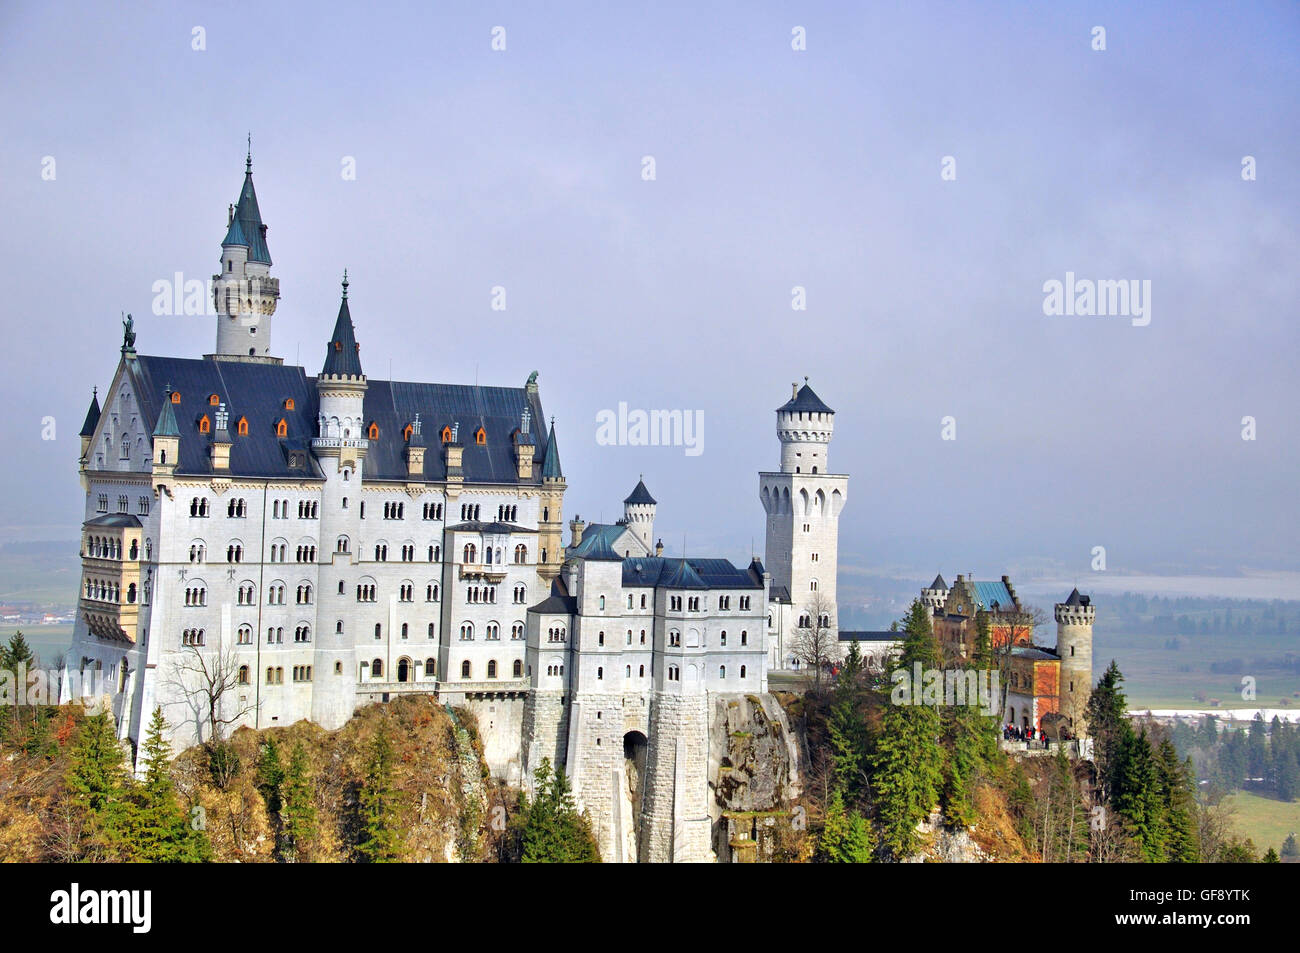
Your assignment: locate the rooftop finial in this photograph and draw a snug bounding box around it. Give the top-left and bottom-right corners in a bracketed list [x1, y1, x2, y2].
[342, 268, 349, 298]
[246, 132, 252, 171]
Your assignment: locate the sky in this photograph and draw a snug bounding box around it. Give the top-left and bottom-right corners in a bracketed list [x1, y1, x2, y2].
[1, 1, 1297, 596]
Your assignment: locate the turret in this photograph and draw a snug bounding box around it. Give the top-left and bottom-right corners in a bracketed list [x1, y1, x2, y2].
[622, 476, 656, 552]
[537, 420, 565, 579]
[212, 148, 281, 361]
[151, 388, 180, 482]
[1055, 589, 1095, 735]
[79, 387, 101, 464]
[921, 574, 949, 615]
[776, 378, 835, 474]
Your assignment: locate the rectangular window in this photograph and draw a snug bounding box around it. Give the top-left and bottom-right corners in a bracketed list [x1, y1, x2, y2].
[138, 496, 150, 516]
[97, 494, 108, 513]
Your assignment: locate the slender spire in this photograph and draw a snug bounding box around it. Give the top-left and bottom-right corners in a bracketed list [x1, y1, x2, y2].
[79, 387, 102, 437]
[246, 132, 252, 171]
[542, 419, 563, 479]
[222, 148, 271, 263]
[153, 388, 180, 438]
[322, 275, 363, 378]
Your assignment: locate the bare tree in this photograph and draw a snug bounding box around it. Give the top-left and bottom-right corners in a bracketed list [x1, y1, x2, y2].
[792, 592, 837, 695]
[166, 642, 258, 747]
[984, 604, 1048, 725]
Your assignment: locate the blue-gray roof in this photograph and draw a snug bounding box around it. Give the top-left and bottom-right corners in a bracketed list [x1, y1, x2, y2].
[972, 580, 1015, 611]
[570, 530, 623, 561]
[624, 478, 656, 505]
[128, 354, 550, 484]
[322, 294, 363, 378]
[222, 167, 272, 264]
[541, 425, 562, 479]
[620, 556, 762, 591]
[839, 630, 901, 642]
[152, 391, 181, 437]
[529, 577, 578, 615]
[80, 390, 101, 437]
[778, 382, 834, 415]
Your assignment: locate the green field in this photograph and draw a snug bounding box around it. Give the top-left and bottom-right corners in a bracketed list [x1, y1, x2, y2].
[1095, 630, 1300, 711]
[0, 624, 73, 668]
[1221, 791, 1300, 857]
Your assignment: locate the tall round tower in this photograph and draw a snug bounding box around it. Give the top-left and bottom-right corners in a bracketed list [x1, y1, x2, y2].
[759, 379, 848, 662]
[311, 272, 368, 729]
[622, 476, 656, 553]
[1055, 588, 1095, 736]
[212, 150, 281, 360]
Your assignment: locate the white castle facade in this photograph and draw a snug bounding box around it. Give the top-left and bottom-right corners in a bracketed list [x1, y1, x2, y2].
[63, 158, 849, 861]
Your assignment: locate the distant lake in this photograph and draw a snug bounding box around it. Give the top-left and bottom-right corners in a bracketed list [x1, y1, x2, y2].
[1, 624, 72, 668]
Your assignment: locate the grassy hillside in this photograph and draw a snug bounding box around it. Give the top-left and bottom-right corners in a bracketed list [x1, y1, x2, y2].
[1221, 790, 1300, 858]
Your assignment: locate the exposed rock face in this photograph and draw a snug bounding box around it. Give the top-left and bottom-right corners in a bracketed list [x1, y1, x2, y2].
[902, 809, 992, 863]
[708, 693, 802, 862]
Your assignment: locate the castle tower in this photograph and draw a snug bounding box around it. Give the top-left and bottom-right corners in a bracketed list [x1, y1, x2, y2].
[759, 380, 848, 648]
[622, 477, 656, 552]
[921, 574, 949, 615]
[537, 420, 566, 579]
[311, 273, 367, 728]
[1054, 588, 1095, 736]
[211, 149, 281, 361]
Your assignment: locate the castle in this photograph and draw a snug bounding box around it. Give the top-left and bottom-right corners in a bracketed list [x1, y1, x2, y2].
[64, 156, 1094, 859]
[62, 156, 858, 861]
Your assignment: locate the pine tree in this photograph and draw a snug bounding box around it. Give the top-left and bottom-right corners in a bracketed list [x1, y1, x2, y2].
[1157, 739, 1200, 863]
[120, 707, 212, 862]
[356, 729, 401, 862]
[521, 758, 599, 863]
[1086, 660, 1128, 801]
[827, 641, 869, 803]
[1280, 832, 1297, 860]
[1263, 847, 1280, 863]
[818, 787, 873, 862]
[281, 742, 316, 862]
[871, 600, 942, 858]
[64, 711, 128, 859]
[256, 736, 286, 815]
[1113, 728, 1168, 863]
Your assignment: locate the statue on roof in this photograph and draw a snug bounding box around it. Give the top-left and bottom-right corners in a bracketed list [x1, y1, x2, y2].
[527, 370, 538, 386]
[121, 312, 135, 351]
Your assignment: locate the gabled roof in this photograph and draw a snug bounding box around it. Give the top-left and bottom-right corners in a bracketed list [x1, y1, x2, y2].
[322, 291, 363, 378]
[570, 529, 623, 561]
[528, 577, 577, 615]
[445, 521, 535, 534]
[79, 390, 101, 437]
[624, 478, 656, 506]
[972, 580, 1016, 611]
[541, 424, 563, 479]
[222, 163, 271, 263]
[778, 382, 834, 415]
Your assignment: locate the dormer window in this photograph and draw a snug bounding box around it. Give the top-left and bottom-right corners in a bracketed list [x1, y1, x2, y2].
[170, 391, 182, 404]
[209, 394, 220, 406]
[475, 427, 486, 446]
[441, 426, 453, 443]
[368, 422, 379, 440]
[236, 416, 249, 436]
[403, 423, 413, 441]
[198, 414, 211, 434]
[275, 418, 287, 437]
[284, 398, 295, 410]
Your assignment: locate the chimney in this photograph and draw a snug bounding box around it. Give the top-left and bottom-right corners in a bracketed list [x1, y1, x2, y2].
[655, 538, 664, 557]
[792, 382, 798, 399]
[570, 516, 586, 547]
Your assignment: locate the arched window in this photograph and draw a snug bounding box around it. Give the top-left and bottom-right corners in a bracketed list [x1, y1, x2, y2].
[236, 416, 249, 436]
[425, 658, 436, 677]
[441, 426, 453, 443]
[198, 414, 210, 434]
[487, 659, 498, 679]
[740, 665, 747, 678]
[513, 659, 523, 677]
[284, 397, 295, 410]
[372, 659, 383, 678]
[275, 418, 288, 437]
[720, 665, 726, 678]
[170, 391, 182, 404]
[368, 421, 379, 440]
[461, 659, 471, 678]
[475, 427, 486, 445]
[208, 394, 220, 406]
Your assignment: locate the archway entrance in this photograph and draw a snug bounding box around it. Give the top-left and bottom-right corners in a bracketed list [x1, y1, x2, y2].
[397, 658, 410, 683]
[623, 731, 648, 862]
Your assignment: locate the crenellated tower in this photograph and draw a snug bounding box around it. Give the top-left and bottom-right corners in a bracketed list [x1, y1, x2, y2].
[622, 477, 657, 552]
[1054, 588, 1095, 736]
[759, 380, 848, 647]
